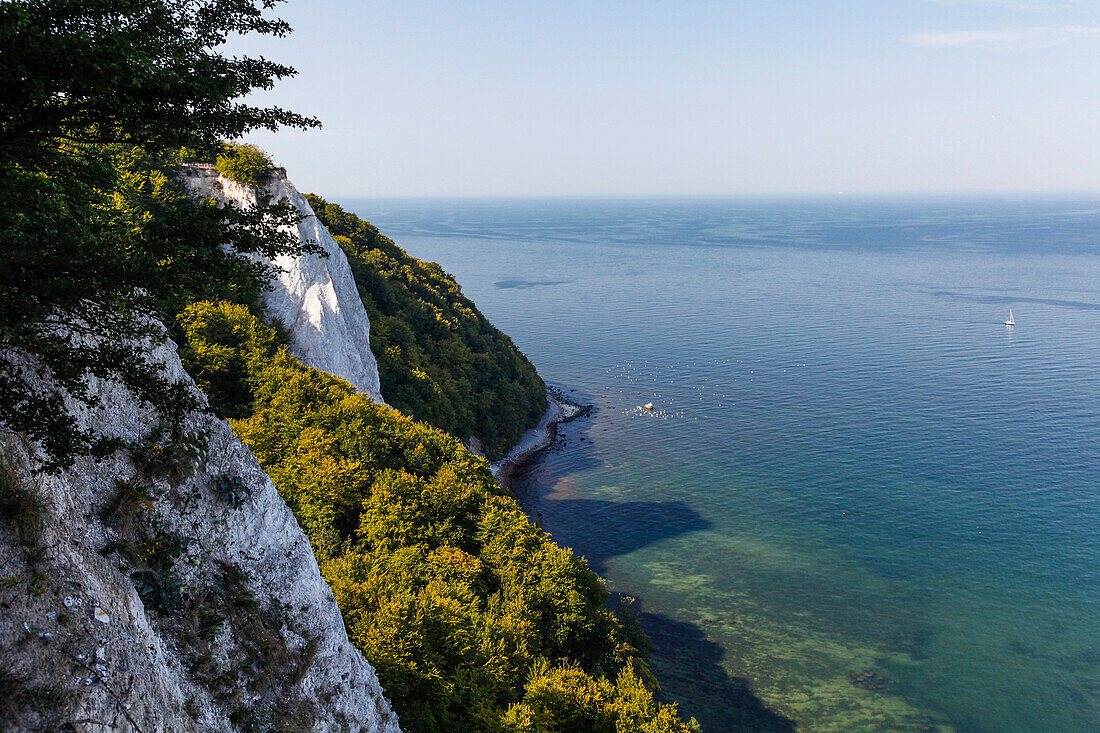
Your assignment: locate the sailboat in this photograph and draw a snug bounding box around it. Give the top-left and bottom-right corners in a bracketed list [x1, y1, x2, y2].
[1004, 310, 1015, 327]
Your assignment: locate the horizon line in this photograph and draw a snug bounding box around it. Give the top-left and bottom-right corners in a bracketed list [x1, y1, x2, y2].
[322, 190, 1100, 201]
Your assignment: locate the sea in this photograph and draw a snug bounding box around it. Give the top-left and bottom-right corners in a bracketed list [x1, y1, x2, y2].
[340, 196, 1100, 733]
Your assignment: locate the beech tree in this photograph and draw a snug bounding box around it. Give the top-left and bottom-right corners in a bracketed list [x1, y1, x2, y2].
[0, 0, 320, 467]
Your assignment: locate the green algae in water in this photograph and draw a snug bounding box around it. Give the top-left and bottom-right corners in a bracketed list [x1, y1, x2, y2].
[636, 551, 954, 733]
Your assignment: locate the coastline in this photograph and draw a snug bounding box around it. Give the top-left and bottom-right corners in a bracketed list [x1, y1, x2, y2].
[491, 389, 584, 489]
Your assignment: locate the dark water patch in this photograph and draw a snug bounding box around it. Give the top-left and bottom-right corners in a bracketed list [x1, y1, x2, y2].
[1056, 678, 1100, 713]
[926, 290, 1100, 312]
[1058, 648, 1100, 672]
[1076, 679, 1100, 708]
[1006, 640, 1100, 675]
[1008, 639, 1040, 658]
[538, 498, 710, 575]
[890, 624, 937, 662]
[494, 277, 573, 289]
[1062, 683, 1091, 710]
[638, 609, 796, 733]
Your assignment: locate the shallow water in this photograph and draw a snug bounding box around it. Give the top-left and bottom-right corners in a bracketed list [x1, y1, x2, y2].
[341, 196, 1100, 732]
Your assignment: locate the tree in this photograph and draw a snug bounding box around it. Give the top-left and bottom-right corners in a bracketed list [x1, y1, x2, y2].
[0, 0, 321, 468]
[0, 0, 316, 158]
[216, 142, 275, 186]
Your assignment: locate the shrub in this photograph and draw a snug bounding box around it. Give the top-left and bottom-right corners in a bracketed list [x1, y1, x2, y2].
[216, 143, 274, 187]
[211, 474, 251, 509]
[0, 457, 45, 548]
[132, 427, 209, 478]
[100, 476, 186, 615]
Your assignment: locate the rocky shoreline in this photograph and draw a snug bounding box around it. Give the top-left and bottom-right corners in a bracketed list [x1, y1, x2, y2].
[491, 388, 587, 489]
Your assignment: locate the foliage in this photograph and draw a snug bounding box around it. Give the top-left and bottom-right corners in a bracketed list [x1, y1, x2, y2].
[216, 142, 274, 187]
[132, 426, 210, 478]
[129, 529, 187, 614]
[100, 475, 153, 527]
[306, 195, 547, 459]
[178, 299, 288, 418]
[0, 0, 320, 468]
[212, 473, 252, 509]
[0, 0, 316, 157]
[100, 474, 186, 614]
[178, 301, 697, 733]
[502, 662, 700, 733]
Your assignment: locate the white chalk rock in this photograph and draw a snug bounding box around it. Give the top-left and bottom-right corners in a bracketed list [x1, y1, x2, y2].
[0, 339, 399, 732]
[182, 165, 384, 404]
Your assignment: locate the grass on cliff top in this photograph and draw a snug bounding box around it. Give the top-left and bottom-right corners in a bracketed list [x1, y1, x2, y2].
[306, 194, 547, 460]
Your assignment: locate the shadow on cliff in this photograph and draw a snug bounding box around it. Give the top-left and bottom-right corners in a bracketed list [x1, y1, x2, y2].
[634, 607, 797, 733]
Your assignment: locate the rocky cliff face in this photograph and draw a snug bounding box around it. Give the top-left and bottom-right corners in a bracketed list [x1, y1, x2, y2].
[182, 165, 384, 404]
[0, 339, 399, 732]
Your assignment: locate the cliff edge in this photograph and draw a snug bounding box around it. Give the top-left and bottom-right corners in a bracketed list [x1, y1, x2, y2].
[182, 165, 384, 404]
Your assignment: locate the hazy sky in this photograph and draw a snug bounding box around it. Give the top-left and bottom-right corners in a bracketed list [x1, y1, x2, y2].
[232, 1, 1100, 196]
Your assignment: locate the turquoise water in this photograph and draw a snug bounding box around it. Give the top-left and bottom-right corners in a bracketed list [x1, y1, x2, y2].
[342, 197, 1100, 732]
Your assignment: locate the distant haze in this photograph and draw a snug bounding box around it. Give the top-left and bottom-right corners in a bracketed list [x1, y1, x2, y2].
[232, 0, 1100, 197]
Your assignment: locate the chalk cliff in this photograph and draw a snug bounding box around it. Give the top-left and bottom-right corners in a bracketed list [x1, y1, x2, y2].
[0, 339, 400, 732]
[182, 165, 384, 404]
[0, 164, 403, 731]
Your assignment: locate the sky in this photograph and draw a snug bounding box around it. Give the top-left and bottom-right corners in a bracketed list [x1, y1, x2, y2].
[231, 1, 1100, 197]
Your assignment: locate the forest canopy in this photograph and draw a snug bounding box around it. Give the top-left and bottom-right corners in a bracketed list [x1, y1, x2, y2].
[179, 300, 699, 733]
[307, 194, 548, 459]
